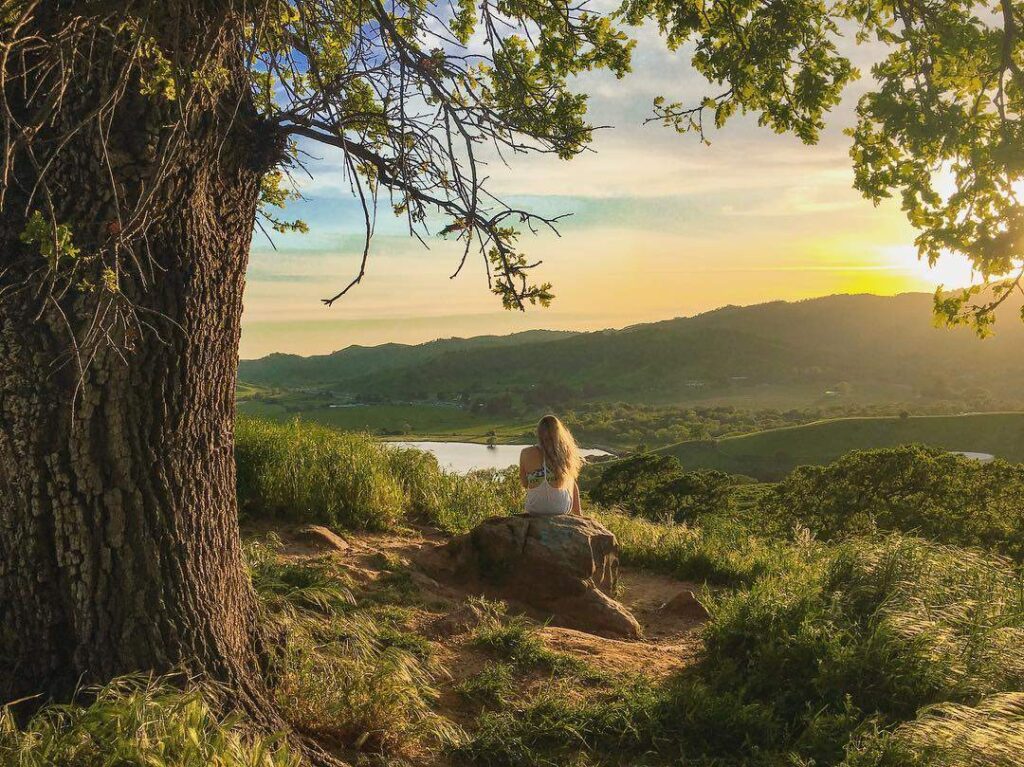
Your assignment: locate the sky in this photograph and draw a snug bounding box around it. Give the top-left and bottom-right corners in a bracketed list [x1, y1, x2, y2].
[239, 14, 976, 359]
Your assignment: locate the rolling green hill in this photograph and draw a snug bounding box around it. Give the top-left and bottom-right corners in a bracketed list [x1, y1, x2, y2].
[239, 293, 1024, 409]
[656, 412, 1024, 480]
[238, 329, 575, 389]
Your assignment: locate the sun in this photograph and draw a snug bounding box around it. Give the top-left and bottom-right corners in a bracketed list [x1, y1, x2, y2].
[879, 244, 977, 291]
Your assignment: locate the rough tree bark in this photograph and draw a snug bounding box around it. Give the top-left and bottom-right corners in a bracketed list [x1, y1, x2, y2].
[0, 3, 281, 709]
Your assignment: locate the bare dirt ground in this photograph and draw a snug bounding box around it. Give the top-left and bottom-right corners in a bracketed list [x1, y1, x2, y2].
[272, 523, 707, 678]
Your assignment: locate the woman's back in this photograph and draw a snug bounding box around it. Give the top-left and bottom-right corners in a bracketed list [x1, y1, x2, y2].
[519, 436, 580, 517]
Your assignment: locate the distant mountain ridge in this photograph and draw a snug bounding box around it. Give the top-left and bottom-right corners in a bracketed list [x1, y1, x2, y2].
[238, 293, 1024, 405]
[238, 328, 576, 388]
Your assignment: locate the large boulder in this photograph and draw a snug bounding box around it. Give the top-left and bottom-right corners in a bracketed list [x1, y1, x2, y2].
[419, 515, 642, 639]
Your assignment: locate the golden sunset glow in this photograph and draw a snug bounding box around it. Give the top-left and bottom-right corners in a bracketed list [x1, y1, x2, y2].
[239, 25, 983, 358]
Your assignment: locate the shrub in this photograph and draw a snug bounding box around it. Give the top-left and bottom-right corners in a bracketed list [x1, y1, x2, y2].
[590, 453, 736, 523]
[759, 445, 1024, 558]
[0, 676, 299, 767]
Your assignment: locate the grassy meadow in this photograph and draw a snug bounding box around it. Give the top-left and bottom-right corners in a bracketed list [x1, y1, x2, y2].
[658, 412, 1024, 480]
[7, 415, 1024, 766]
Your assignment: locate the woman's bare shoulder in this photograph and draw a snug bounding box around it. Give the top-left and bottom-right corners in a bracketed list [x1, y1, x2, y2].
[519, 445, 540, 460]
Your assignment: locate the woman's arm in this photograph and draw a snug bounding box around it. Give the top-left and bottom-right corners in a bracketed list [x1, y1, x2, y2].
[571, 481, 582, 515]
[519, 448, 531, 489]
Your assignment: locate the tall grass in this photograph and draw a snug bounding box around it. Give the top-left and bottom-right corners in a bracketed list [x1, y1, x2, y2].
[846, 693, 1024, 767]
[237, 418, 407, 530]
[456, 535, 1024, 767]
[236, 417, 522, 533]
[275, 614, 461, 757]
[245, 535, 461, 758]
[667, 536, 1024, 765]
[245, 534, 354, 616]
[385, 443, 524, 533]
[593, 508, 815, 587]
[0, 677, 299, 767]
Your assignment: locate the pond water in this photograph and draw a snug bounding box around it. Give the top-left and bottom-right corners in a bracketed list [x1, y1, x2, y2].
[952, 451, 996, 463]
[391, 441, 612, 474]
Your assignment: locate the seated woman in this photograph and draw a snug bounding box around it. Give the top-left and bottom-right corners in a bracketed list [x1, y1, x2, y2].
[519, 415, 583, 516]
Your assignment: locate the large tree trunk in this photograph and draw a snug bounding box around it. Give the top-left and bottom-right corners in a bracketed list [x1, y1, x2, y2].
[0, 3, 279, 707]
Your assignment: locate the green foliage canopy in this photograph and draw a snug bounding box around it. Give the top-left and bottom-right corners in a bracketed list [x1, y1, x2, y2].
[624, 0, 1024, 332]
[2, 0, 633, 313]
[12, 1, 1024, 328]
[246, 0, 634, 308]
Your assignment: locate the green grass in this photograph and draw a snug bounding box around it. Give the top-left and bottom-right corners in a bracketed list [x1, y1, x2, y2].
[18, 414, 1024, 767]
[592, 508, 808, 587]
[0, 677, 300, 767]
[470, 605, 589, 677]
[455, 535, 1024, 767]
[246, 535, 461, 760]
[245, 535, 355, 615]
[236, 416, 523, 533]
[657, 412, 1024, 480]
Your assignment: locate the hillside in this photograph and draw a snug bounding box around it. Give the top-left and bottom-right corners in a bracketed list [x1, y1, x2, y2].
[656, 412, 1024, 480]
[238, 328, 575, 388]
[239, 293, 1024, 408]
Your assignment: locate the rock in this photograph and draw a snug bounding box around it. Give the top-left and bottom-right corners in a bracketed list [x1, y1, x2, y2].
[419, 515, 642, 639]
[429, 600, 489, 638]
[660, 590, 709, 620]
[550, 588, 643, 639]
[294, 525, 350, 553]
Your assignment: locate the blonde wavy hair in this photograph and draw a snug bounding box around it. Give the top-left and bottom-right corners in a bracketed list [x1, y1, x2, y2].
[537, 414, 583, 488]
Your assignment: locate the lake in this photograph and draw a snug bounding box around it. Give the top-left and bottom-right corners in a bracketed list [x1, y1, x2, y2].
[392, 441, 612, 473]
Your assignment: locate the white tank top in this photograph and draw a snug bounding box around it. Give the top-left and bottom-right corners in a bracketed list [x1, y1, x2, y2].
[524, 452, 572, 516]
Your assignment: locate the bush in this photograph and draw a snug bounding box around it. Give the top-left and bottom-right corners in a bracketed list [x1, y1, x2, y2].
[590, 453, 735, 523]
[0, 676, 299, 767]
[760, 445, 1024, 558]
